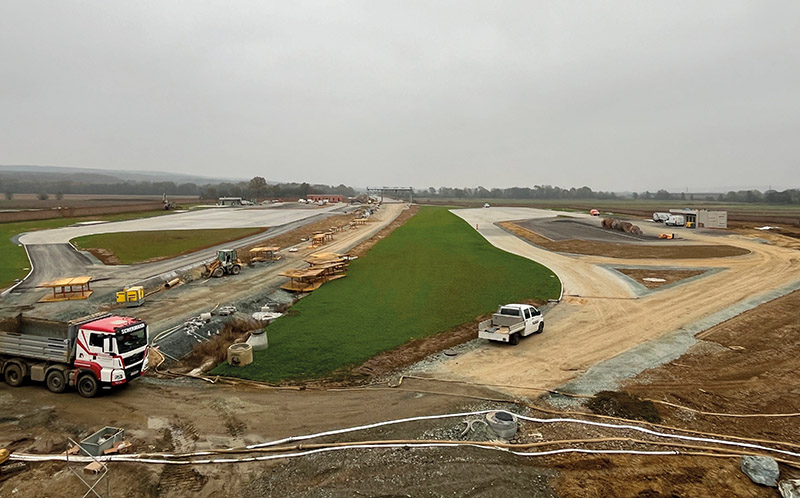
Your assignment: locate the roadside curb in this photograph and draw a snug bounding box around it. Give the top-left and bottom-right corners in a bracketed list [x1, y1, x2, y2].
[492, 221, 565, 303]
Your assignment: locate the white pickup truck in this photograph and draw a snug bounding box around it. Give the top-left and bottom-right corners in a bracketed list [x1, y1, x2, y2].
[478, 304, 544, 345]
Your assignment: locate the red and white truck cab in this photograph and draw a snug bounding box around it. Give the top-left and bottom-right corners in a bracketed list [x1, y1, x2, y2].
[0, 313, 149, 397]
[74, 315, 150, 388]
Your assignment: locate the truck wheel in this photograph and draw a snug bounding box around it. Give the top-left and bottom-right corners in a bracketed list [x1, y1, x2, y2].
[212, 267, 224, 278]
[509, 334, 520, 346]
[231, 265, 241, 275]
[77, 374, 99, 398]
[4, 363, 24, 387]
[536, 322, 544, 334]
[46, 369, 67, 393]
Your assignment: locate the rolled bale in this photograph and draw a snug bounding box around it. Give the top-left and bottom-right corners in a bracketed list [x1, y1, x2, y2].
[629, 225, 643, 236]
[601, 218, 613, 229]
[619, 221, 633, 233]
[611, 219, 622, 231]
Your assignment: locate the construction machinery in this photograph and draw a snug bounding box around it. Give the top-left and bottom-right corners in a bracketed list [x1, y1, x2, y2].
[659, 233, 676, 239]
[116, 286, 144, 307]
[0, 313, 149, 397]
[204, 249, 242, 278]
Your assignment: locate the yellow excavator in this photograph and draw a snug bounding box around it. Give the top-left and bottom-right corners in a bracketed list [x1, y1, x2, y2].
[204, 249, 243, 278]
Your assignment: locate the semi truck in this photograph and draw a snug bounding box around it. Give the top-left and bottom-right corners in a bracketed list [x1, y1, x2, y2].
[478, 304, 544, 345]
[0, 313, 149, 397]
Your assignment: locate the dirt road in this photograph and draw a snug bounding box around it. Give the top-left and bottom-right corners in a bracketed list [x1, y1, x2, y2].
[425, 207, 800, 392]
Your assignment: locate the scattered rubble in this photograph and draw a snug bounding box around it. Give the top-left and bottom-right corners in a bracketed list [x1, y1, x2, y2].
[779, 480, 800, 498]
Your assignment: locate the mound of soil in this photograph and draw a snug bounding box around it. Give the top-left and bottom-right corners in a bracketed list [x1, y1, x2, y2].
[586, 391, 662, 423]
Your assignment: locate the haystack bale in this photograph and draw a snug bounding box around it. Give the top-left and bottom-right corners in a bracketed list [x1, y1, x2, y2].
[601, 218, 614, 229]
[629, 225, 643, 236]
[619, 221, 633, 232]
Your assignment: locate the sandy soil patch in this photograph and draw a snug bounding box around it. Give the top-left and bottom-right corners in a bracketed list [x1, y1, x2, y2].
[501, 221, 750, 259]
[616, 268, 707, 289]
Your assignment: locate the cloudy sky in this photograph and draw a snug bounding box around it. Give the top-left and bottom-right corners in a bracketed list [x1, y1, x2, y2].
[1, 1, 799, 191]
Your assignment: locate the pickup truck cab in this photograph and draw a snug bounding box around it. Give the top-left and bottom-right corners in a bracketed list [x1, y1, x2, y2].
[478, 304, 544, 345]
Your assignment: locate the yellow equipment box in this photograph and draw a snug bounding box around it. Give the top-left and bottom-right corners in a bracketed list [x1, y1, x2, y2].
[116, 286, 144, 307]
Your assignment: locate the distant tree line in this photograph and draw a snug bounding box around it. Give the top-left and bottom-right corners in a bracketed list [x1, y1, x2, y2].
[632, 188, 800, 204]
[420, 185, 800, 205]
[420, 185, 619, 200]
[0, 175, 356, 201]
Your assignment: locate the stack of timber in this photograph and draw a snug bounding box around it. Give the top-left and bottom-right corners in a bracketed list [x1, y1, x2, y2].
[280, 253, 353, 292]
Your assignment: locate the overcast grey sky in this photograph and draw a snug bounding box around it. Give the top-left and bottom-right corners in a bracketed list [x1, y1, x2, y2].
[1, 1, 799, 191]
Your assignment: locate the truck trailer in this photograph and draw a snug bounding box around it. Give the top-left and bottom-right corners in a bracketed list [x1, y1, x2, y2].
[478, 304, 544, 345]
[0, 313, 149, 397]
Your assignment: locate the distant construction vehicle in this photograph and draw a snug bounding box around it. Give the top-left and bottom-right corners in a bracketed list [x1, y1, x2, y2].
[652, 212, 671, 223]
[590, 209, 600, 216]
[204, 249, 242, 278]
[666, 215, 685, 227]
[0, 313, 149, 397]
[478, 304, 544, 345]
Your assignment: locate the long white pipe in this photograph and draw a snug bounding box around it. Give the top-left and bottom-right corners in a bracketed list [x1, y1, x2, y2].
[12, 443, 680, 466]
[10, 409, 797, 465]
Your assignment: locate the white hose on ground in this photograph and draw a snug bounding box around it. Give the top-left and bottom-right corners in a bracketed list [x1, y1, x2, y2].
[11, 443, 680, 466]
[10, 409, 798, 464]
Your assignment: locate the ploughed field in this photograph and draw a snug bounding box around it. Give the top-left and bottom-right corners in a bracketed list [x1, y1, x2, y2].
[213, 206, 561, 382]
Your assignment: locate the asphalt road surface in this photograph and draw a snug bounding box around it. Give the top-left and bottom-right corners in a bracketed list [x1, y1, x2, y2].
[4, 204, 357, 310]
[517, 217, 661, 243]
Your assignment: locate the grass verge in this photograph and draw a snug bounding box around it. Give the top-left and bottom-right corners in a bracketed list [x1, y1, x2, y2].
[72, 228, 267, 265]
[0, 210, 175, 290]
[213, 206, 561, 383]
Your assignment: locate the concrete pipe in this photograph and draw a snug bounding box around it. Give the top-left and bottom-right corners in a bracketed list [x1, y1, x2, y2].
[227, 343, 253, 367]
[486, 411, 518, 439]
[246, 329, 269, 350]
[164, 278, 181, 288]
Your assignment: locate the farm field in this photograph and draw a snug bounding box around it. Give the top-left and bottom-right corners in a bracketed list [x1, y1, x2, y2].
[71, 227, 267, 264]
[0, 209, 177, 289]
[213, 206, 561, 382]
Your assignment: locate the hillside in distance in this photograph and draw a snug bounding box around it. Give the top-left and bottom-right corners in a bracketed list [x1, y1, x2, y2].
[0, 164, 241, 185]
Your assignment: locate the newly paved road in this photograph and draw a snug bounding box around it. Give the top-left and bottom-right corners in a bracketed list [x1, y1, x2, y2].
[4, 204, 356, 309]
[18, 204, 342, 244]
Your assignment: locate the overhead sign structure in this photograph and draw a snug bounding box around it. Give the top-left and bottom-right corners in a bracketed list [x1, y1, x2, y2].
[366, 187, 413, 203]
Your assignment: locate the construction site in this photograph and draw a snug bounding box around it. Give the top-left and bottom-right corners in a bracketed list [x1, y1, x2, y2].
[0, 193, 798, 497]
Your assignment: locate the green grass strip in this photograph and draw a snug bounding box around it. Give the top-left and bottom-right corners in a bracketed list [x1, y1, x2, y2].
[0, 210, 173, 290]
[72, 228, 266, 265]
[213, 206, 560, 382]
